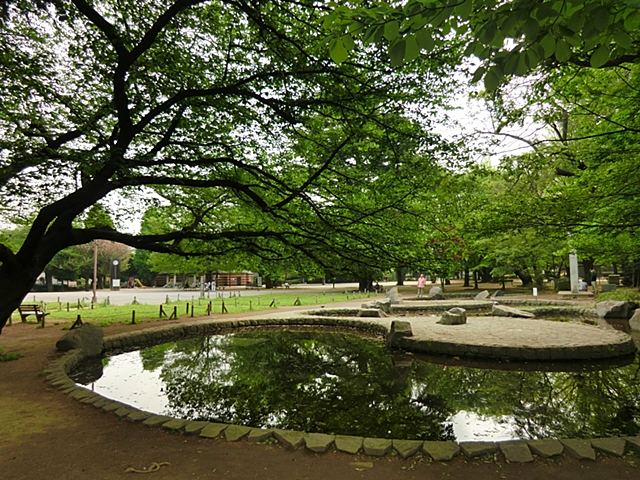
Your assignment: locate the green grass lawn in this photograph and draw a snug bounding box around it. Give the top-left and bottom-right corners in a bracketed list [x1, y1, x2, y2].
[15, 291, 380, 328]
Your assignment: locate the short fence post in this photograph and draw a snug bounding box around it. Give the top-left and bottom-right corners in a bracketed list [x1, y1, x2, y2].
[186, 303, 189, 314]
[70, 315, 83, 329]
[67, 302, 70, 312]
[131, 310, 136, 324]
[249, 300, 252, 310]
[190, 303, 194, 317]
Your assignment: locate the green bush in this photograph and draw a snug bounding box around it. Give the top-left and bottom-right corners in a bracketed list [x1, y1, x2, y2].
[555, 277, 571, 292]
[596, 288, 640, 303]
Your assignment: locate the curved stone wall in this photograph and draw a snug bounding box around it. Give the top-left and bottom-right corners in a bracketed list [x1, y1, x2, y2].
[45, 318, 640, 463]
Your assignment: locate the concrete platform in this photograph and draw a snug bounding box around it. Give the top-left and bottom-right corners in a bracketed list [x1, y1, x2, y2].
[558, 291, 594, 299]
[388, 315, 636, 361]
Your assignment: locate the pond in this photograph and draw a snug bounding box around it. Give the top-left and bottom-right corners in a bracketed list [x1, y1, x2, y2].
[70, 329, 640, 442]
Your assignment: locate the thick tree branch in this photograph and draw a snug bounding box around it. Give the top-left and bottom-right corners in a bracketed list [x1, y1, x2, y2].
[113, 176, 270, 210]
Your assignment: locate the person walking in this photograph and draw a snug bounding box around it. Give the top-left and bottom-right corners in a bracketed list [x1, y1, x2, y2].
[417, 273, 427, 298]
[590, 268, 598, 294]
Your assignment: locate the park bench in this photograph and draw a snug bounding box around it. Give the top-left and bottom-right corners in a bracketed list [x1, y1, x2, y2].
[18, 304, 49, 325]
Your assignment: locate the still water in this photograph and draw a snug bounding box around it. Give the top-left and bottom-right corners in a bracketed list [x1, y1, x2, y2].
[71, 329, 640, 442]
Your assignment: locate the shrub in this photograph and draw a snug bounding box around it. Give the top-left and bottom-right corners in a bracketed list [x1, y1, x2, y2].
[596, 288, 640, 303]
[555, 277, 571, 292]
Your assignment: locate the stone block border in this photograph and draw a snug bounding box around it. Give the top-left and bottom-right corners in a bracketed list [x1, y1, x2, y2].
[45, 319, 640, 464]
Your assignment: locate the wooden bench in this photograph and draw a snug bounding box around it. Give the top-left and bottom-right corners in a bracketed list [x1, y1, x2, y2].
[18, 304, 49, 326]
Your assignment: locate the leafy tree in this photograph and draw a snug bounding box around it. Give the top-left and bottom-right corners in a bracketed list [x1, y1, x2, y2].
[0, 0, 463, 332]
[326, 0, 640, 90]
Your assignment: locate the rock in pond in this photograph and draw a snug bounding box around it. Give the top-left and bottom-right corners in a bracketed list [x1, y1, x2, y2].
[437, 307, 467, 325]
[491, 304, 535, 318]
[56, 323, 104, 357]
[596, 300, 638, 320]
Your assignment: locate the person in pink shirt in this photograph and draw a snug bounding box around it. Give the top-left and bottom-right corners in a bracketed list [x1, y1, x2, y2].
[417, 273, 427, 298]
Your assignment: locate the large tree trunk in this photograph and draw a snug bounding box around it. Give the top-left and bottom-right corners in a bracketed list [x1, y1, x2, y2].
[395, 268, 405, 286]
[480, 267, 492, 283]
[463, 265, 470, 287]
[514, 269, 533, 287]
[0, 261, 46, 334]
[45, 271, 54, 292]
[358, 277, 373, 292]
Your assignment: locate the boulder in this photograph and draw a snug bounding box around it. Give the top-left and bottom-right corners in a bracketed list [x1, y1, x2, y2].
[474, 290, 490, 300]
[629, 309, 640, 332]
[437, 307, 467, 325]
[386, 287, 402, 304]
[427, 286, 443, 299]
[491, 290, 505, 298]
[491, 304, 535, 319]
[56, 323, 104, 357]
[386, 320, 413, 347]
[596, 301, 638, 320]
[361, 298, 391, 314]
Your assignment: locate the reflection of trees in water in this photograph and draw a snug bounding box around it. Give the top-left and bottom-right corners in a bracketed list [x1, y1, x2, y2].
[140, 331, 640, 440]
[156, 331, 455, 440]
[411, 358, 640, 439]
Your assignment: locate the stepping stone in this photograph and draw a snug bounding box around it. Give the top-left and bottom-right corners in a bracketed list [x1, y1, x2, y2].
[114, 407, 136, 418]
[625, 436, 640, 453]
[102, 401, 125, 412]
[335, 435, 363, 454]
[393, 439, 423, 459]
[499, 441, 533, 463]
[143, 415, 173, 427]
[591, 438, 626, 457]
[69, 388, 93, 400]
[127, 411, 152, 422]
[199, 423, 228, 439]
[62, 386, 78, 394]
[305, 433, 335, 453]
[92, 398, 110, 408]
[363, 438, 392, 456]
[423, 441, 460, 461]
[51, 378, 75, 388]
[224, 425, 251, 441]
[274, 430, 305, 450]
[184, 421, 209, 434]
[247, 428, 273, 444]
[460, 441, 498, 458]
[162, 419, 188, 431]
[527, 439, 564, 458]
[560, 439, 596, 460]
[79, 394, 101, 404]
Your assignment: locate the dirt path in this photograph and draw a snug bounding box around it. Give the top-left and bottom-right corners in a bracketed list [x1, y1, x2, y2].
[1, 302, 639, 480]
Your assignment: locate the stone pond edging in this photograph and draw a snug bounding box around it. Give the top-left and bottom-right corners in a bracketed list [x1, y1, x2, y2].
[44, 317, 640, 463]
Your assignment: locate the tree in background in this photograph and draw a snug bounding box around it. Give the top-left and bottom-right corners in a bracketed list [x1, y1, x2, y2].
[0, 0, 465, 332]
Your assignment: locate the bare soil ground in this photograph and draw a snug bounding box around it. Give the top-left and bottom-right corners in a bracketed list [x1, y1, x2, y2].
[1, 286, 639, 480]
